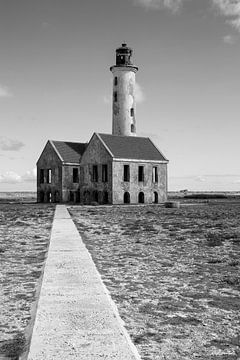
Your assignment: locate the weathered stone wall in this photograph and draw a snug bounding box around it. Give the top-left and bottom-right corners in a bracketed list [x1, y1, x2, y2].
[37, 141, 63, 202]
[62, 165, 80, 202]
[80, 134, 113, 204]
[112, 161, 168, 204]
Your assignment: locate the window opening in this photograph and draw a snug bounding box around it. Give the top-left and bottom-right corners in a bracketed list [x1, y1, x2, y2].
[92, 165, 98, 182]
[153, 166, 158, 183]
[46, 191, 51, 203]
[138, 166, 144, 182]
[131, 124, 135, 133]
[46, 169, 52, 184]
[114, 77, 118, 86]
[83, 190, 90, 205]
[69, 191, 74, 202]
[76, 190, 80, 203]
[138, 192, 144, 204]
[154, 192, 158, 204]
[55, 191, 60, 203]
[73, 168, 79, 183]
[124, 192, 130, 204]
[102, 164, 108, 182]
[40, 169, 44, 184]
[39, 191, 44, 202]
[123, 165, 130, 182]
[93, 190, 98, 203]
[130, 108, 134, 117]
[103, 191, 108, 204]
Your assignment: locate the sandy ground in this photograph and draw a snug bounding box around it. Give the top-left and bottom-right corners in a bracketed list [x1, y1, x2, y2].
[70, 201, 240, 360]
[0, 204, 55, 359]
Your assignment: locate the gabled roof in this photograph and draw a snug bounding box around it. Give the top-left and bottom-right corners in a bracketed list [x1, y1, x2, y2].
[97, 133, 168, 162]
[51, 140, 87, 163]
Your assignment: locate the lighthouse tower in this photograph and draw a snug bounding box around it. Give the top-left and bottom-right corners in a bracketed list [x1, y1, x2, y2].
[110, 43, 138, 136]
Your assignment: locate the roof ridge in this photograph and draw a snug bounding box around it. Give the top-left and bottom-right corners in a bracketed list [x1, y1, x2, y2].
[98, 132, 149, 139]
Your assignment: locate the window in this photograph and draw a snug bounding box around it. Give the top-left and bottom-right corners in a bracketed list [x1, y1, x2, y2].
[40, 169, 44, 184]
[103, 191, 109, 204]
[76, 190, 80, 203]
[73, 168, 79, 183]
[114, 91, 117, 102]
[46, 191, 52, 202]
[92, 165, 98, 182]
[131, 124, 135, 133]
[138, 166, 144, 182]
[153, 166, 158, 183]
[93, 190, 99, 203]
[102, 164, 108, 182]
[114, 77, 118, 86]
[69, 191, 74, 202]
[130, 108, 134, 117]
[124, 192, 130, 204]
[46, 169, 52, 184]
[153, 192, 158, 204]
[123, 165, 130, 182]
[138, 192, 144, 204]
[39, 191, 44, 202]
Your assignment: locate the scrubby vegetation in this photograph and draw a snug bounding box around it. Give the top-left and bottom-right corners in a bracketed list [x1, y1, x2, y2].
[184, 193, 228, 199]
[0, 204, 54, 359]
[70, 201, 240, 360]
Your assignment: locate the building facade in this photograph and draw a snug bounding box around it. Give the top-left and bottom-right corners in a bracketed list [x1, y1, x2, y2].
[37, 44, 168, 204]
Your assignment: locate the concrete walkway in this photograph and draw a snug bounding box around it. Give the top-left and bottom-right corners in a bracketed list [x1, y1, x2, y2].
[28, 205, 141, 360]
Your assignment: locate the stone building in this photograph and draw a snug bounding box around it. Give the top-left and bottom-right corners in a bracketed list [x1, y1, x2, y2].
[37, 44, 168, 204]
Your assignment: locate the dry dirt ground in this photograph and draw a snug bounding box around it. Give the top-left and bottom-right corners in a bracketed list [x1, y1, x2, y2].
[0, 204, 55, 359]
[69, 201, 240, 360]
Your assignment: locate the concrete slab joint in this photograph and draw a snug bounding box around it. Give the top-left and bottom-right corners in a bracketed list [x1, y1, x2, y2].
[28, 205, 141, 360]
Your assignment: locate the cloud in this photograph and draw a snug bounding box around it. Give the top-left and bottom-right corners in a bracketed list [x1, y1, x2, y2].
[0, 85, 12, 98]
[133, 0, 186, 12]
[135, 82, 145, 103]
[22, 168, 37, 182]
[133, 0, 240, 31]
[223, 34, 236, 43]
[0, 168, 37, 184]
[211, 0, 240, 31]
[0, 171, 22, 184]
[0, 137, 25, 151]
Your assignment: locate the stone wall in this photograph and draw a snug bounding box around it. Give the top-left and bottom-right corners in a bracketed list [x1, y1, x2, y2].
[37, 141, 63, 202]
[80, 134, 113, 204]
[62, 165, 81, 202]
[112, 160, 168, 204]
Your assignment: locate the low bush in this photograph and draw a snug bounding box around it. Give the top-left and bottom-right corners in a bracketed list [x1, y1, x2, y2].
[184, 193, 228, 199]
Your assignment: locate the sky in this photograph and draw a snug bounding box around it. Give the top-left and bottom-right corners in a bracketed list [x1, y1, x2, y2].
[0, 0, 240, 192]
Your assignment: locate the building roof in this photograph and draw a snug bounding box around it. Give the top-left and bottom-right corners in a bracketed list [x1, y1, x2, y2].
[51, 140, 87, 163]
[97, 133, 168, 162]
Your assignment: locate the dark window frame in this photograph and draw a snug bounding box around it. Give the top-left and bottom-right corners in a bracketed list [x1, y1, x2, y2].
[123, 164, 130, 182]
[72, 168, 79, 183]
[114, 77, 118, 86]
[92, 165, 98, 182]
[152, 166, 158, 183]
[138, 192, 145, 204]
[46, 169, 52, 184]
[114, 91, 117, 102]
[102, 164, 108, 182]
[138, 166, 144, 182]
[40, 169, 44, 184]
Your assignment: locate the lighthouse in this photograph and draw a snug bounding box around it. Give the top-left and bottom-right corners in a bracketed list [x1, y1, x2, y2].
[110, 43, 138, 136]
